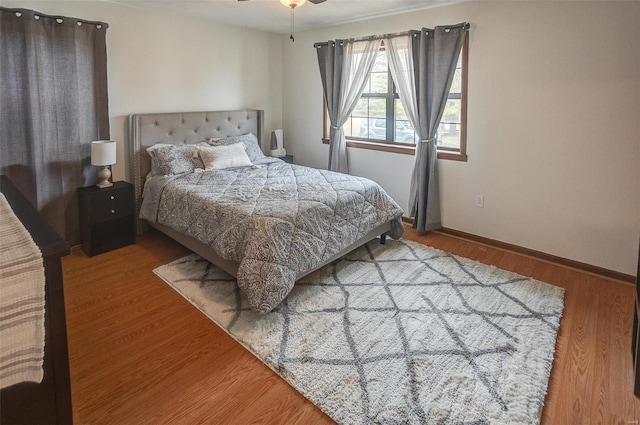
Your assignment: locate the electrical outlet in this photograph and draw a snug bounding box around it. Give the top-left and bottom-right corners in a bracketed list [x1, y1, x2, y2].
[475, 195, 484, 208]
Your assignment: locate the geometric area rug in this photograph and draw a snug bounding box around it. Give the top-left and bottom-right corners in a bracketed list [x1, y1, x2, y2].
[153, 238, 564, 425]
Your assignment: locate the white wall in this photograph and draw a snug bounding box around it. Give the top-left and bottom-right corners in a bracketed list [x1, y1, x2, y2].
[283, 1, 640, 275]
[1, 0, 284, 182]
[3, 0, 638, 275]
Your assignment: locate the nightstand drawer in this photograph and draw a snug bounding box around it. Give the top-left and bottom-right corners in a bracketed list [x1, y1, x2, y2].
[78, 181, 136, 257]
[89, 193, 134, 223]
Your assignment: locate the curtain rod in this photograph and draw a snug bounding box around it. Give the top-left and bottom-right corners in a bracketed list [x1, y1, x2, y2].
[0, 7, 109, 28]
[313, 22, 469, 48]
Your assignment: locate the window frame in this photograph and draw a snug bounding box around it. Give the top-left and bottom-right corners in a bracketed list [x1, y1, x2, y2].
[322, 31, 468, 162]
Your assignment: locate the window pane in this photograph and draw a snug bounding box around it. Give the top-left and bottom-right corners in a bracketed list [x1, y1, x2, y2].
[360, 117, 386, 140]
[438, 98, 461, 149]
[352, 97, 387, 140]
[442, 99, 461, 125]
[437, 123, 460, 149]
[369, 72, 387, 94]
[368, 98, 386, 119]
[352, 97, 369, 117]
[352, 97, 373, 138]
[450, 68, 462, 94]
[393, 99, 416, 144]
[395, 121, 416, 144]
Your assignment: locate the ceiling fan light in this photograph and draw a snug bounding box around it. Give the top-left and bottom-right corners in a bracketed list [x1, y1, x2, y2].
[280, 0, 306, 8]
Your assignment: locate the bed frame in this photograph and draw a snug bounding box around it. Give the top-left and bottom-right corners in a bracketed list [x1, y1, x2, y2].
[129, 109, 390, 280]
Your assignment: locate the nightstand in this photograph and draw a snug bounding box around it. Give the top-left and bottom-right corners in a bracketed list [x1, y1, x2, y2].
[271, 154, 293, 164]
[78, 181, 135, 257]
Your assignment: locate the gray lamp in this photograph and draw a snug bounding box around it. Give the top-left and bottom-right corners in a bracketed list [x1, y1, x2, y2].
[91, 140, 116, 188]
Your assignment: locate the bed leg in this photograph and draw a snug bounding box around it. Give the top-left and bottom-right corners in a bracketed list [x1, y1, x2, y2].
[380, 233, 387, 245]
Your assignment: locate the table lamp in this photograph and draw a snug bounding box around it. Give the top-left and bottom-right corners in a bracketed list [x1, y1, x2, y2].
[91, 140, 116, 188]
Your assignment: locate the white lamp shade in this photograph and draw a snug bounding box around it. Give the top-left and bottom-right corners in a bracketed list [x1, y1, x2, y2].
[91, 141, 116, 166]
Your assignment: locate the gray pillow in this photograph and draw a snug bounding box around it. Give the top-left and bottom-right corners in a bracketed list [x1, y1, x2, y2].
[150, 143, 206, 175]
[208, 133, 265, 162]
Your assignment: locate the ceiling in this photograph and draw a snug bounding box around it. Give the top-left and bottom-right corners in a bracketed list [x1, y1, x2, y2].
[106, 0, 453, 35]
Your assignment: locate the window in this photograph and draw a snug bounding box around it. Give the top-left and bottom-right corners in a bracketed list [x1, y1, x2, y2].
[323, 32, 468, 161]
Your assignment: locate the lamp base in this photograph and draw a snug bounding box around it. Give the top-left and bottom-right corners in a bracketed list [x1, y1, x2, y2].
[96, 166, 113, 188]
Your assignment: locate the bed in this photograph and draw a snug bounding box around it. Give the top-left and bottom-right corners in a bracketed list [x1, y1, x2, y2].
[129, 109, 404, 313]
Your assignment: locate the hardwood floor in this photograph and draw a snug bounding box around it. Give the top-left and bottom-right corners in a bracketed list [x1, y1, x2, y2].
[62, 226, 640, 424]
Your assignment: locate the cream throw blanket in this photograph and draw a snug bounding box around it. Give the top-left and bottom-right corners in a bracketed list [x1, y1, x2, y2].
[0, 193, 46, 389]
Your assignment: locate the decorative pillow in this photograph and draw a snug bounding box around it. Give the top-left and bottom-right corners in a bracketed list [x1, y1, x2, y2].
[148, 143, 206, 176]
[196, 143, 253, 170]
[146, 143, 171, 176]
[207, 133, 266, 162]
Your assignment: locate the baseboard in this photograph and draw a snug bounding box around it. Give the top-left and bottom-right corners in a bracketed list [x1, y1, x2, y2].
[401, 217, 635, 284]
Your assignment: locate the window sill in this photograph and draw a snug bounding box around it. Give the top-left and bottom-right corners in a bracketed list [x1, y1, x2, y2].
[321, 138, 467, 162]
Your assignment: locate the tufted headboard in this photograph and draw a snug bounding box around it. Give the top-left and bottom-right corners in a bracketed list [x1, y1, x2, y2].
[128, 109, 264, 233]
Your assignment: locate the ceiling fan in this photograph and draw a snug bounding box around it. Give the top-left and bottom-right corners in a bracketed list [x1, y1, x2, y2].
[238, 0, 327, 42]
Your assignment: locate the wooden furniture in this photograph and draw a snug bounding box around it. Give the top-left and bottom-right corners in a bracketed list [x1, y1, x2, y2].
[282, 154, 293, 164]
[270, 154, 293, 163]
[0, 175, 72, 425]
[78, 181, 135, 257]
[633, 239, 640, 396]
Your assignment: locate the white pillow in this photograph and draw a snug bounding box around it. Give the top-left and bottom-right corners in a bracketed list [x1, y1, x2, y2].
[197, 143, 253, 170]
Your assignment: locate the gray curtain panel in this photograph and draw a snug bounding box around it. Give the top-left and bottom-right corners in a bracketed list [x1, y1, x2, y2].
[316, 40, 345, 172]
[0, 8, 110, 244]
[316, 39, 379, 174]
[408, 24, 467, 234]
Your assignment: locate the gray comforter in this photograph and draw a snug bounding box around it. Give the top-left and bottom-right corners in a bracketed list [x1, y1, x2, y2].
[141, 159, 404, 313]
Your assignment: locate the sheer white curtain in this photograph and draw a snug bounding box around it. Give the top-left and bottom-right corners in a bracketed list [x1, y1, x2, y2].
[385, 35, 427, 231]
[316, 38, 380, 173]
[386, 35, 419, 134]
